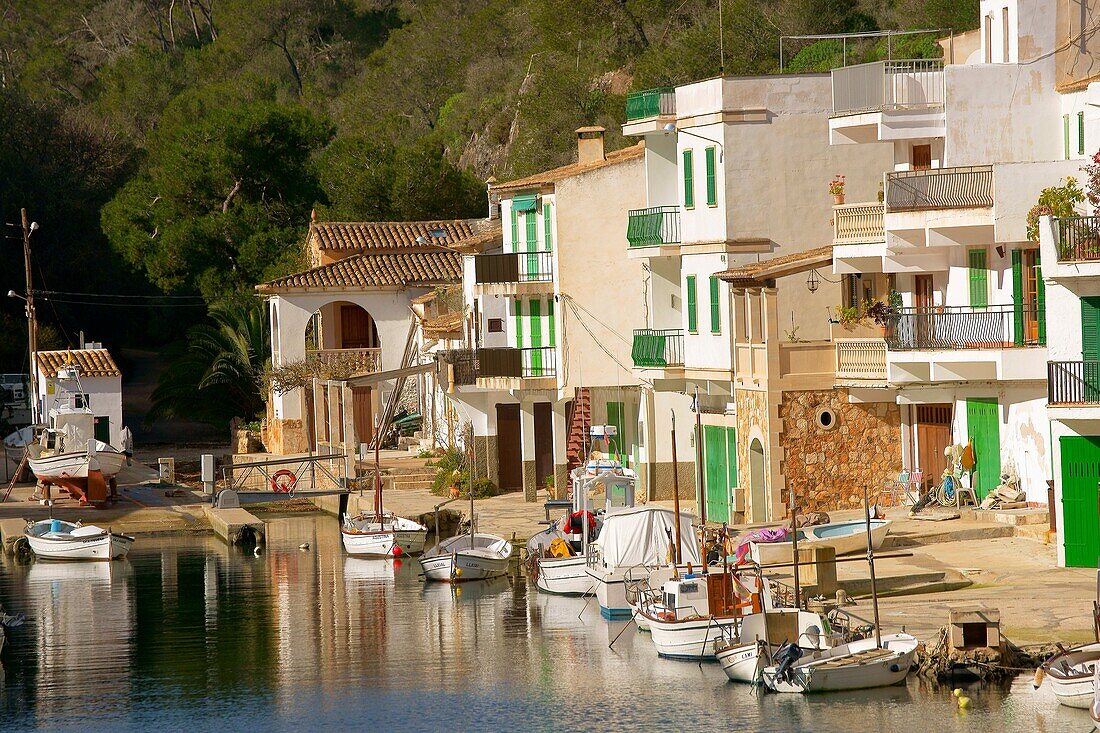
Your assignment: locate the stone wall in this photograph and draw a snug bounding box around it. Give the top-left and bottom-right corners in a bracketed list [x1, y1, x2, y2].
[649, 461, 697, 501]
[263, 418, 309, 456]
[778, 389, 902, 513]
[472, 434, 498, 486]
[735, 388, 770, 522]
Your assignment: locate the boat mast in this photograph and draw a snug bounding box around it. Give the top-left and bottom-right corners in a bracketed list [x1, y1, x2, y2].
[19, 209, 40, 425]
[373, 429, 383, 519]
[862, 483, 882, 648]
[669, 410, 682, 564]
[790, 487, 800, 610]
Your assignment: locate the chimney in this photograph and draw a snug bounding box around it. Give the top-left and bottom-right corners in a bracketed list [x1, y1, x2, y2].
[486, 176, 498, 220]
[576, 126, 606, 165]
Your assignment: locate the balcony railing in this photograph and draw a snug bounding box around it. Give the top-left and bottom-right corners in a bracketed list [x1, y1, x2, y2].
[476, 347, 557, 378]
[1049, 361, 1100, 405]
[885, 166, 993, 212]
[625, 87, 675, 121]
[1056, 215, 1100, 262]
[885, 305, 1039, 351]
[627, 206, 681, 247]
[832, 59, 944, 117]
[474, 251, 554, 284]
[631, 329, 684, 368]
[305, 348, 382, 374]
[833, 203, 885, 244]
[835, 339, 887, 381]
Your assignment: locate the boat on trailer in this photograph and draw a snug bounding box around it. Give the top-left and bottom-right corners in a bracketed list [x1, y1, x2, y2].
[24, 519, 134, 561]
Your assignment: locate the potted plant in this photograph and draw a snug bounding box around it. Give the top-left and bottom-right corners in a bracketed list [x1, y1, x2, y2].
[829, 175, 846, 205]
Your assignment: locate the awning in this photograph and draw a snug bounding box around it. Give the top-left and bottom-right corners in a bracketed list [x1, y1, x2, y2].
[511, 194, 538, 212]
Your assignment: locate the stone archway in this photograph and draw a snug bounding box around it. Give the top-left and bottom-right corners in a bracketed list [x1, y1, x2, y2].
[306, 300, 380, 352]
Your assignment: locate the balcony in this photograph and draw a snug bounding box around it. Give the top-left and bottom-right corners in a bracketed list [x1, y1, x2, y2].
[440, 349, 478, 386]
[829, 60, 945, 144]
[886, 305, 1039, 351]
[835, 339, 888, 386]
[474, 346, 557, 389]
[833, 203, 884, 244]
[305, 348, 382, 375]
[631, 329, 684, 369]
[1048, 361, 1100, 406]
[885, 166, 993, 212]
[625, 87, 675, 121]
[1056, 215, 1100, 263]
[473, 251, 554, 296]
[627, 206, 681, 248]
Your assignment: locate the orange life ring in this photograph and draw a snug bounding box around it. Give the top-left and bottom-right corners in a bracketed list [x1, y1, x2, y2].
[270, 469, 297, 493]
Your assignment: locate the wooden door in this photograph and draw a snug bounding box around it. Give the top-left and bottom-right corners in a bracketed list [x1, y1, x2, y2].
[533, 402, 553, 492]
[915, 404, 951, 493]
[912, 144, 932, 170]
[914, 275, 934, 309]
[496, 404, 522, 491]
[94, 416, 111, 444]
[704, 425, 730, 524]
[1060, 436, 1100, 567]
[340, 305, 377, 349]
[351, 386, 373, 445]
[966, 397, 1001, 500]
[914, 275, 935, 347]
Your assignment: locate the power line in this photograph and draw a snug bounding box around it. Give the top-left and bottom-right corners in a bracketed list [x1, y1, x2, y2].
[32, 289, 206, 300]
[37, 296, 207, 308]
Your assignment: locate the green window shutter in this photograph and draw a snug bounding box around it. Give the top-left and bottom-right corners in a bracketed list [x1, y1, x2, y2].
[726, 428, 737, 488]
[529, 298, 542, 375]
[515, 298, 523, 348]
[1065, 114, 1071, 160]
[703, 425, 729, 522]
[705, 147, 717, 206]
[1083, 297, 1100, 361]
[709, 275, 721, 333]
[1080, 112, 1086, 155]
[607, 401, 626, 464]
[968, 249, 988, 308]
[683, 149, 694, 208]
[525, 209, 538, 278]
[1011, 249, 1024, 346]
[966, 397, 1001, 500]
[510, 208, 518, 254]
[543, 203, 552, 251]
[686, 275, 698, 332]
[547, 297, 556, 347]
[1036, 264, 1046, 345]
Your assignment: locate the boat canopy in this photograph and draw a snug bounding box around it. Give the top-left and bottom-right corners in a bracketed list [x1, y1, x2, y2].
[595, 506, 700, 568]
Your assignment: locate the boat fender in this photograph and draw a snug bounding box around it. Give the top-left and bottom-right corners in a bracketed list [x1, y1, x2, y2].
[889, 664, 900, 673]
[270, 469, 296, 493]
[1032, 667, 1045, 689]
[393, 545, 404, 557]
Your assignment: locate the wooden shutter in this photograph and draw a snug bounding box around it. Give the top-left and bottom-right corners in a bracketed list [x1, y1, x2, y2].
[1065, 114, 1071, 160]
[709, 275, 721, 333]
[1082, 297, 1100, 361]
[705, 147, 717, 206]
[547, 297, 555, 347]
[1011, 249, 1024, 345]
[510, 207, 518, 254]
[686, 275, 698, 332]
[1060, 436, 1100, 567]
[543, 203, 552, 250]
[912, 144, 932, 170]
[1080, 112, 1087, 156]
[683, 149, 694, 208]
[1036, 264, 1046, 345]
[529, 298, 542, 375]
[968, 249, 988, 308]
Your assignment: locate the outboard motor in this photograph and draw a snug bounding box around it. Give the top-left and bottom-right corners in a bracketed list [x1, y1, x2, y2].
[774, 642, 804, 684]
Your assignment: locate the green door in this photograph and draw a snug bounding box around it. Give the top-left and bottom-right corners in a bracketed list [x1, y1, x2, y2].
[528, 298, 542, 375]
[1082, 297, 1100, 400]
[94, 416, 110, 444]
[704, 425, 730, 523]
[1060, 436, 1100, 567]
[966, 398, 1000, 500]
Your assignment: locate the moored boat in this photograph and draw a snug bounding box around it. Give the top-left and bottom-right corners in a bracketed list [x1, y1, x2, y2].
[638, 569, 755, 660]
[714, 608, 839, 683]
[760, 633, 918, 693]
[1036, 642, 1100, 709]
[341, 511, 428, 557]
[24, 519, 134, 561]
[750, 519, 892, 566]
[419, 533, 513, 582]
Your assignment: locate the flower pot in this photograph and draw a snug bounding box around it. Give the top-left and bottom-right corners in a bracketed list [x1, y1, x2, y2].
[833, 193, 845, 205]
[449, 485, 461, 499]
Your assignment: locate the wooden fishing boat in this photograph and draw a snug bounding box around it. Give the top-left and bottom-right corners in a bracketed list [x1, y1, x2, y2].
[419, 533, 513, 582]
[750, 519, 892, 566]
[760, 633, 918, 693]
[638, 570, 751, 660]
[24, 519, 134, 561]
[1036, 642, 1100, 708]
[1089, 662, 1100, 729]
[714, 608, 839, 683]
[341, 511, 428, 557]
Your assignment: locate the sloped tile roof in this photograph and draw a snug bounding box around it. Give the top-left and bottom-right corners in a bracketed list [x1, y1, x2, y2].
[715, 246, 834, 285]
[422, 311, 465, 338]
[491, 142, 646, 194]
[309, 219, 496, 252]
[258, 250, 462, 292]
[36, 349, 120, 378]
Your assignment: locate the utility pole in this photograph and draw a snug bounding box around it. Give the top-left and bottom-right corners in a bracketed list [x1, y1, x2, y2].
[20, 209, 40, 425]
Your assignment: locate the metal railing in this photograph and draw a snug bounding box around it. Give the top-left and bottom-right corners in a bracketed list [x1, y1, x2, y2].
[1056, 215, 1100, 262]
[885, 165, 993, 211]
[833, 203, 885, 244]
[474, 251, 554, 284]
[885, 305, 1039, 351]
[832, 59, 945, 116]
[476, 346, 557, 378]
[625, 87, 675, 121]
[1049, 361, 1100, 405]
[627, 206, 681, 247]
[631, 328, 684, 368]
[221, 452, 348, 495]
[441, 349, 478, 386]
[305, 348, 382, 374]
[835, 339, 887, 380]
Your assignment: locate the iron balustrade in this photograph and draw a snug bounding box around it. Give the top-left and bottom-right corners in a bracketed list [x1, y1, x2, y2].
[831, 59, 945, 116]
[1056, 215, 1100, 262]
[1048, 361, 1100, 405]
[885, 166, 993, 211]
[885, 305, 1039, 351]
[305, 348, 382, 374]
[627, 206, 681, 247]
[835, 339, 887, 380]
[625, 87, 675, 120]
[474, 251, 554, 283]
[833, 203, 885, 244]
[476, 347, 557, 378]
[631, 328, 684, 367]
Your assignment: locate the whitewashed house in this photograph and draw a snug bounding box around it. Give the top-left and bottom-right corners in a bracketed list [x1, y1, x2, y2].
[35, 347, 124, 448]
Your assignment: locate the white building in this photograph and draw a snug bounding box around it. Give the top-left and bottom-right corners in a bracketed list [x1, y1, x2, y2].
[35, 347, 124, 448]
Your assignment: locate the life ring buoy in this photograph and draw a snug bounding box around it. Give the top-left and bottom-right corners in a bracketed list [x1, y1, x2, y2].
[270, 469, 297, 494]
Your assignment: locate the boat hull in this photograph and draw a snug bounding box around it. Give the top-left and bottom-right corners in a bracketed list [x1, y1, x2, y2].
[26, 532, 133, 561]
[751, 520, 891, 566]
[644, 613, 741, 660]
[1042, 643, 1100, 708]
[419, 551, 510, 582]
[534, 556, 593, 596]
[762, 634, 917, 693]
[585, 567, 633, 618]
[717, 641, 769, 683]
[29, 449, 126, 480]
[341, 527, 428, 557]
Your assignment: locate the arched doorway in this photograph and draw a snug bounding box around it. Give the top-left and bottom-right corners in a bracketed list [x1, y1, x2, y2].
[749, 438, 767, 523]
[307, 301, 379, 352]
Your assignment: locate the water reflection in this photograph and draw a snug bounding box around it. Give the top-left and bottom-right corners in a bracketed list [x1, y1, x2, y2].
[0, 513, 1094, 732]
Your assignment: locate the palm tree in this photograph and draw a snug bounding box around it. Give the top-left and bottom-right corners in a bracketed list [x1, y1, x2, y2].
[148, 298, 269, 428]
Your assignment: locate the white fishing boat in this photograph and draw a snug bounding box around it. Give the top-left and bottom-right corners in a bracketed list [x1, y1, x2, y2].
[760, 633, 918, 693]
[639, 570, 754, 660]
[1090, 663, 1100, 730]
[584, 505, 700, 618]
[715, 608, 839, 683]
[341, 511, 428, 557]
[419, 533, 513, 582]
[24, 518, 134, 561]
[750, 519, 892, 566]
[1036, 642, 1100, 708]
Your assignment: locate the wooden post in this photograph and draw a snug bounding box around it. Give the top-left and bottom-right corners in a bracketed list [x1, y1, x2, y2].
[863, 483, 883, 648]
[790, 487, 800, 610]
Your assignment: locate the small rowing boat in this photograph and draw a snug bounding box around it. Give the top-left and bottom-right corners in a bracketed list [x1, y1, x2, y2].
[1036, 642, 1100, 708]
[341, 511, 428, 557]
[24, 519, 133, 561]
[419, 533, 513, 582]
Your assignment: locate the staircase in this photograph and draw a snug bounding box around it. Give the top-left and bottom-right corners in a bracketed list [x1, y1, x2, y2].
[565, 387, 591, 472]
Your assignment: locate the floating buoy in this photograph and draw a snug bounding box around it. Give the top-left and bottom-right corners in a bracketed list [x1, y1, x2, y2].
[453, 567, 462, 578]
[953, 688, 971, 710]
[299, 543, 310, 551]
[254, 546, 262, 556]
[1033, 667, 1046, 689]
[392, 545, 404, 557]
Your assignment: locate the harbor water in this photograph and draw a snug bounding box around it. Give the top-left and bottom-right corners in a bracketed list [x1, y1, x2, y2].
[0, 514, 1086, 732]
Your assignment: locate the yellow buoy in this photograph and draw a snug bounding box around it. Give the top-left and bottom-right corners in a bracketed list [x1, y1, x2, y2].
[454, 567, 462, 578]
[953, 688, 971, 710]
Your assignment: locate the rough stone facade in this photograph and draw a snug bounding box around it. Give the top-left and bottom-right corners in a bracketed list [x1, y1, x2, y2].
[472, 434, 499, 486]
[649, 461, 698, 501]
[522, 460, 538, 501]
[779, 388, 902, 512]
[263, 418, 309, 455]
[735, 388, 770, 522]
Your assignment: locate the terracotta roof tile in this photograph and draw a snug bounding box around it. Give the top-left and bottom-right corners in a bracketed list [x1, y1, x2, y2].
[422, 311, 465, 338]
[491, 142, 645, 193]
[258, 250, 461, 292]
[309, 219, 495, 252]
[36, 349, 120, 378]
[715, 246, 833, 284]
